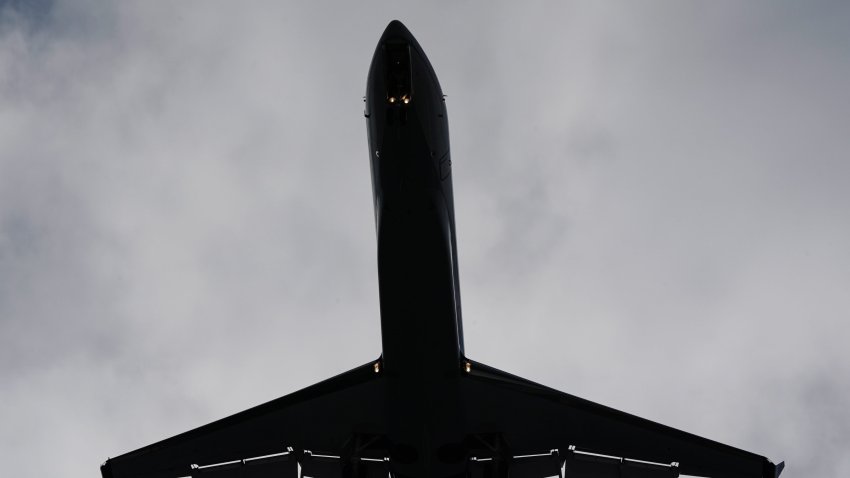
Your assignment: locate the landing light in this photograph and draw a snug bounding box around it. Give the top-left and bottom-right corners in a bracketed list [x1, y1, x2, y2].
[402, 95, 410, 104]
[464, 361, 472, 373]
[388, 97, 396, 104]
[374, 361, 381, 373]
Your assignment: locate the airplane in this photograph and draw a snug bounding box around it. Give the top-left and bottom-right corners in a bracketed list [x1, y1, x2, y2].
[100, 20, 784, 478]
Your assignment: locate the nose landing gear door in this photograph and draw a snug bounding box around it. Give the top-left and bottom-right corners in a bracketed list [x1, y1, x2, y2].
[384, 42, 413, 105]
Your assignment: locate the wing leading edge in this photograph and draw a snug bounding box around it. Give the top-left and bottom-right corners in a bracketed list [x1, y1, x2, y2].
[459, 359, 783, 478]
[101, 360, 388, 478]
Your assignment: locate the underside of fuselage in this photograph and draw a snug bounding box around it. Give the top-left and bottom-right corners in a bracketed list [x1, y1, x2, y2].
[366, 20, 462, 376]
[365, 20, 467, 477]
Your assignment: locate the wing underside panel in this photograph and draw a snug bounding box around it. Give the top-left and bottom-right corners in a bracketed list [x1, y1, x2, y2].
[102, 361, 388, 478]
[459, 359, 782, 478]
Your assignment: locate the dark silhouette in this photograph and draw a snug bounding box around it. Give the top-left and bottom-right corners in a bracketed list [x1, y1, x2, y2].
[100, 20, 783, 478]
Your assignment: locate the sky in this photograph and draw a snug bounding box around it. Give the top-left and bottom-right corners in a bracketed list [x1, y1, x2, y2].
[1, 1, 848, 477]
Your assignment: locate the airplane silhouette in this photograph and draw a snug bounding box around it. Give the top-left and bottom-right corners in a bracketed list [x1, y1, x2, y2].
[101, 20, 783, 478]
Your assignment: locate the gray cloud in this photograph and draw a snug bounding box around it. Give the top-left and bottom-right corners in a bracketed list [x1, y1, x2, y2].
[1, 1, 848, 476]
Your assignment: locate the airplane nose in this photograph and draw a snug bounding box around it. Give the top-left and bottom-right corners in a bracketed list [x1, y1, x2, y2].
[378, 21, 415, 106]
[381, 20, 414, 44]
[366, 19, 442, 113]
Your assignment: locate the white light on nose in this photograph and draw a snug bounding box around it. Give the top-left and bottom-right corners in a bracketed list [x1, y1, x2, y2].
[388, 97, 396, 103]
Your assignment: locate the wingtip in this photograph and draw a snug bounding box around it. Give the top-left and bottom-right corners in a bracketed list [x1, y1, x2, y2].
[764, 458, 784, 478]
[100, 458, 114, 478]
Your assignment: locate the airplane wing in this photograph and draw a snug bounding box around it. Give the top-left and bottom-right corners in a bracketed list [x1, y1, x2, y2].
[101, 360, 389, 478]
[101, 358, 782, 478]
[460, 359, 783, 478]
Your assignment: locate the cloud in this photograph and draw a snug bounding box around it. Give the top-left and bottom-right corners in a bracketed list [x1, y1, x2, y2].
[1, 1, 848, 476]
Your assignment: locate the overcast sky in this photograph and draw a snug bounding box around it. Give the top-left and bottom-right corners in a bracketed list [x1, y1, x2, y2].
[1, 1, 848, 477]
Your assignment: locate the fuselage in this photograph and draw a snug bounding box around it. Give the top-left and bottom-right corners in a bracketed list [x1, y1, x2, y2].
[366, 20, 463, 378]
[365, 20, 466, 477]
